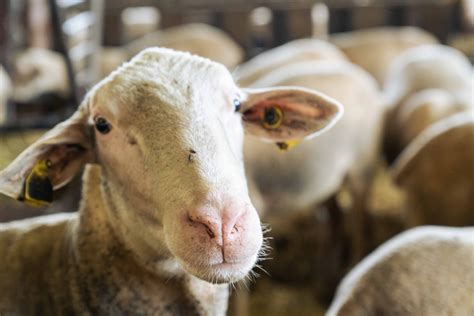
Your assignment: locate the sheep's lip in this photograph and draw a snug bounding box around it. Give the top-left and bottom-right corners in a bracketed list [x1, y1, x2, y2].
[180, 256, 257, 284]
[208, 260, 251, 270]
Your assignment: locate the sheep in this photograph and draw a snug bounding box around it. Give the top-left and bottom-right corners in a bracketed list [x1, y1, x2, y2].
[126, 23, 244, 69]
[383, 44, 473, 160]
[234, 38, 348, 87]
[11, 47, 70, 103]
[100, 23, 244, 79]
[384, 44, 473, 110]
[330, 27, 438, 85]
[244, 60, 385, 259]
[0, 48, 343, 314]
[327, 226, 474, 316]
[390, 111, 474, 227]
[393, 89, 470, 150]
[0, 65, 12, 125]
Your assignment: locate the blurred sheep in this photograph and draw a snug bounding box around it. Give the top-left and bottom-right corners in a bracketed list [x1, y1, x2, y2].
[100, 23, 244, 79]
[12, 48, 70, 103]
[384, 44, 472, 110]
[384, 44, 473, 160]
[235, 38, 347, 87]
[391, 112, 474, 227]
[394, 89, 471, 149]
[244, 60, 385, 259]
[330, 27, 438, 85]
[327, 226, 474, 316]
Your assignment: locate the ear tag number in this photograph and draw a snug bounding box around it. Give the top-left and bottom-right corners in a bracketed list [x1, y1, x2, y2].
[262, 106, 283, 130]
[23, 159, 53, 207]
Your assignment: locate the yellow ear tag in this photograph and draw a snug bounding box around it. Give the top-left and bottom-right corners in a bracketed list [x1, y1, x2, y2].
[276, 139, 301, 151]
[23, 160, 53, 207]
[262, 106, 283, 130]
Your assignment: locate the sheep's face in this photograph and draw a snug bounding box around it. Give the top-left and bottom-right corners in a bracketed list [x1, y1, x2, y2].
[90, 50, 260, 283]
[0, 48, 343, 284]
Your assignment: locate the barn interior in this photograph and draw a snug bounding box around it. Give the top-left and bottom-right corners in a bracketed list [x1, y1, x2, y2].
[0, 0, 473, 315]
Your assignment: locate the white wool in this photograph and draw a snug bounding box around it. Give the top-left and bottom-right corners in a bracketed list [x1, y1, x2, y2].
[244, 60, 384, 214]
[327, 226, 474, 316]
[391, 110, 474, 182]
[384, 44, 473, 108]
[234, 38, 347, 87]
[126, 23, 244, 69]
[330, 26, 439, 84]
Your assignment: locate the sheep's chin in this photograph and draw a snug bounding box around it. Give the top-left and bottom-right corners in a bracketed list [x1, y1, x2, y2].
[177, 255, 258, 284]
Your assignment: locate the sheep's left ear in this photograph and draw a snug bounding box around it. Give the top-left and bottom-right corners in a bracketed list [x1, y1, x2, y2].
[0, 106, 94, 207]
[241, 87, 343, 149]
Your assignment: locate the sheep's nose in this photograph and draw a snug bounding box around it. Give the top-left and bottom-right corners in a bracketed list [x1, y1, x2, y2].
[187, 208, 244, 246]
[183, 202, 261, 264]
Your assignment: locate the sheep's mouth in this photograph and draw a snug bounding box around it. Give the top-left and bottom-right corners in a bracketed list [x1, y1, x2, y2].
[180, 255, 258, 284]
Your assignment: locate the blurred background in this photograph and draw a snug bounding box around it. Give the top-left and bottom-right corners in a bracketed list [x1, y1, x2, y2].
[0, 0, 473, 315]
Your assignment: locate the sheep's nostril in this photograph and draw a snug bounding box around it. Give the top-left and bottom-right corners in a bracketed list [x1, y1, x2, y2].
[232, 224, 239, 234]
[205, 225, 215, 238]
[188, 214, 216, 239]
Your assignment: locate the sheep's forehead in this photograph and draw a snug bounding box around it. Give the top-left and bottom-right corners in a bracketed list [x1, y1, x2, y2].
[94, 49, 238, 120]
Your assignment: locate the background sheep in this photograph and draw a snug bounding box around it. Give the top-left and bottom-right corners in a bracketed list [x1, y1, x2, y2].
[384, 44, 473, 110]
[390, 112, 474, 227]
[100, 23, 244, 78]
[0, 48, 342, 314]
[126, 23, 244, 69]
[393, 89, 470, 149]
[327, 226, 474, 316]
[11, 47, 70, 103]
[244, 60, 385, 260]
[330, 27, 439, 85]
[383, 44, 473, 160]
[234, 39, 347, 87]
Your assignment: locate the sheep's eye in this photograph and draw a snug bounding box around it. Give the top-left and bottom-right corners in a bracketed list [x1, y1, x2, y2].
[263, 106, 283, 129]
[233, 99, 241, 112]
[95, 117, 111, 134]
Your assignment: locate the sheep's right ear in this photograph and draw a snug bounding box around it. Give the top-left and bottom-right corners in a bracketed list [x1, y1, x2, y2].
[0, 106, 94, 207]
[241, 86, 343, 149]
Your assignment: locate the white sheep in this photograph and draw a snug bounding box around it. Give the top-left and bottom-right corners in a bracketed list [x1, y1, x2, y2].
[100, 23, 244, 79]
[393, 88, 470, 150]
[330, 27, 439, 85]
[126, 23, 244, 69]
[390, 111, 474, 227]
[0, 65, 12, 125]
[327, 226, 474, 316]
[12, 47, 70, 103]
[234, 38, 348, 87]
[244, 60, 385, 259]
[0, 48, 342, 314]
[383, 44, 473, 159]
[384, 44, 473, 110]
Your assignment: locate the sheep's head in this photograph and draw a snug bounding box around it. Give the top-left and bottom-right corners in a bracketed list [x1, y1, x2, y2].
[0, 48, 343, 284]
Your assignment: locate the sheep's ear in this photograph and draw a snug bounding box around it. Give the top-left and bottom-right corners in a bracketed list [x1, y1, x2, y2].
[0, 106, 94, 207]
[241, 87, 343, 150]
